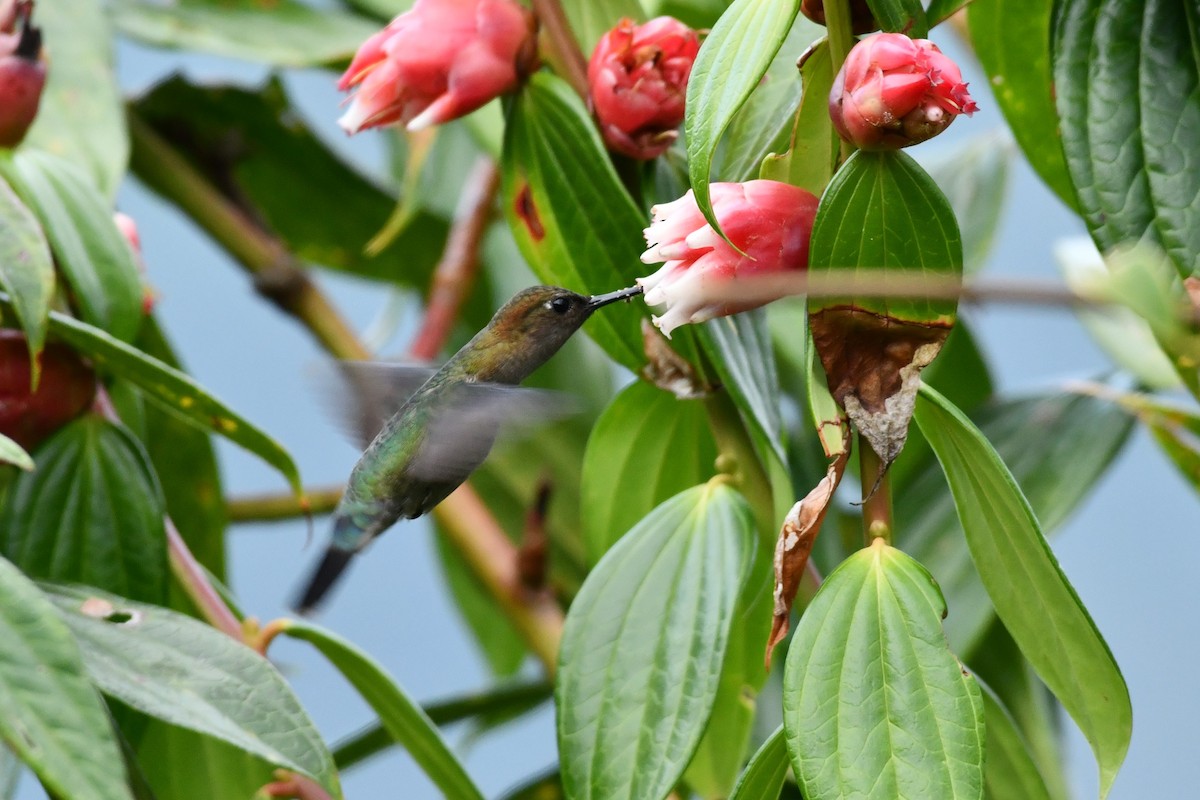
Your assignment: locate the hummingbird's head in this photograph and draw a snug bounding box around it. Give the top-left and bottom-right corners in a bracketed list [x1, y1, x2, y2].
[474, 284, 642, 383]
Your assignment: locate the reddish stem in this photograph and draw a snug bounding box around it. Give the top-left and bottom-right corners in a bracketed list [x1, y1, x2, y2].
[530, 0, 589, 99]
[407, 158, 499, 361]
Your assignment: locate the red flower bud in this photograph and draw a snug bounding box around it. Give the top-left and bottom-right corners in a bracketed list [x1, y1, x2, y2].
[337, 0, 536, 134]
[587, 16, 700, 160]
[638, 180, 818, 336]
[829, 33, 977, 150]
[800, 0, 879, 35]
[114, 212, 158, 315]
[0, 331, 96, 450]
[0, 3, 45, 149]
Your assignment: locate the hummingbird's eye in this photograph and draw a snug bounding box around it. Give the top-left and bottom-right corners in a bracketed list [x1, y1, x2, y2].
[548, 296, 572, 314]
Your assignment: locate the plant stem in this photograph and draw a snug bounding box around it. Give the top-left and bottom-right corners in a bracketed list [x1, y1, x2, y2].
[823, 0, 856, 161]
[703, 389, 776, 536]
[434, 487, 565, 675]
[227, 486, 344, 522]
[166, 517, 244, 639]
[408, 157, 499, 360]
[858, 435, 892, 545]
[126, 110, 370, 361]
[530, 0, 589, 98]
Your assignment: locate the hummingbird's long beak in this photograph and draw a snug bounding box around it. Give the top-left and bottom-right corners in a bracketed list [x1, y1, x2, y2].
[587, 284, 643, 309]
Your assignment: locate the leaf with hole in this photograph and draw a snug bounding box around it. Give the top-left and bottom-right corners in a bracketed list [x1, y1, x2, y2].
[43, 585, 339, 795]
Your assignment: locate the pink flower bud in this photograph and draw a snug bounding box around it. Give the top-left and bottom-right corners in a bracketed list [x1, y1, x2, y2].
[0, 3, 45, 149]
[587, 17, 699, 160]
[114, 212, 157, 314]
[829, 33, 977, 150]
[638, 180, 818, 336]
[337, 0, 536, 135]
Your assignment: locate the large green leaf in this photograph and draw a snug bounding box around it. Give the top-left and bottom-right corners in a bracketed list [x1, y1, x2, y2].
[922, 132, 1012, 274]
[557, 482, 754, 800]
[729, 726, 789, 800]
[282, 620, 485, 800]
[1, 152, 144, 343]
[501, 72, 648, 371]
[0, 417, 167, 604]
[580, 380, 718, 563]
[685, 0, 800, 241]
[0, 558, 133, 800]
[0, 294, 304, 496]
[135, 724, 274, 800]
[0, 176, 54, 385]
[111, 0, 380, 67]
[132, 77, 450, 288]
[713, 15, 825, 184]
[914, 386, 1132, 797]
[969, 0, 1076, 211]
[898, 389, 1131, 652]
[1052, 0, 1200, 276]
[23, 0, 127, 199]
[43, 585, 339, 795]
[783, 541, 985, 800]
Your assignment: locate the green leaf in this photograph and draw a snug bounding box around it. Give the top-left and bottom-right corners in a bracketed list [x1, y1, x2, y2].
[557, 482, 755, 800]
[783, 541, 985, 800]
[714, 15, 825, 184]
[132, 77, 450, 288]
[759, 40, 838, 196]
[43, 585, 339, 795]
[134, 724, 274, 800]
[914, 385, 1132, 797]
[0, 558, 133, 800]
[501, 72, 649, 371]
[282, 620, 485, 800]
[729, 726, 789, 800]
[0, 417, 167, 604]
[1, 152, 144, 343]
[111, 0, 381, 67]
[700, 309, 790, 472]
[1086, 388, 1200, 498]
[900, 389, 1131, 653]
[0, 176, 54, 386]
[23, 0, 127, 199]
[0, 434, 33, 472]
[0, 742, 20, 800]
[809, 149, 961, 324]
[133, 318, 228, 578]
[1052, 0, 1200, 276]
[969, 0, 1076, 211]
[685, 0, 800, 242]
[865, 0, 929, 36]
[922, 132, 1012, 273]
[980, 683, 1055, 800]
[580, 381, 718, 563]
[0, 295, 304, 497]
[926, 0, 971, 26]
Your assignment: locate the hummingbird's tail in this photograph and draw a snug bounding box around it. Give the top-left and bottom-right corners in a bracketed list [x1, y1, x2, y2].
[293, 546, 355, 615]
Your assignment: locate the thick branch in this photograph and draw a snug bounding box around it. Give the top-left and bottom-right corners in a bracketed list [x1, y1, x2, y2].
[126, 111, 370, 361]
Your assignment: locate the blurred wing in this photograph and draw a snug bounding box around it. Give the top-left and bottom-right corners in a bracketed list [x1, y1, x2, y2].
[311, 360, 437, 448]
[408, 383, 578, 482]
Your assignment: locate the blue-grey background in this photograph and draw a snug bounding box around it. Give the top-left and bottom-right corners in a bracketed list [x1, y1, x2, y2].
[15, 25, 1199, 800]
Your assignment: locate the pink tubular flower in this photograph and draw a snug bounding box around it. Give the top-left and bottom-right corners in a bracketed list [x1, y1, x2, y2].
[337, 0, 536, 134]
[829, 33, 977, 150]
[638, 180, 818, 337]
[588, 16, 700, 160]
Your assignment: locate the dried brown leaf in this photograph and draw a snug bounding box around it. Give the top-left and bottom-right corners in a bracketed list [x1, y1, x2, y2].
[810, 307, 951, 465]
[766, 449, 849, 668]
[639, 319, 714, 399]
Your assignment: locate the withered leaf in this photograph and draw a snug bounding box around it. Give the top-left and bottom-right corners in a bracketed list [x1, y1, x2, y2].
[810, 306, 951, 466]
[766, 449, 850, 668]
[639, 319, 714, 399]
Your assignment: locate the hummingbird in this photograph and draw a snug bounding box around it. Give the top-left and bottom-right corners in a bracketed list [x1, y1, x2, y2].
[294, 283, 643, 613]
